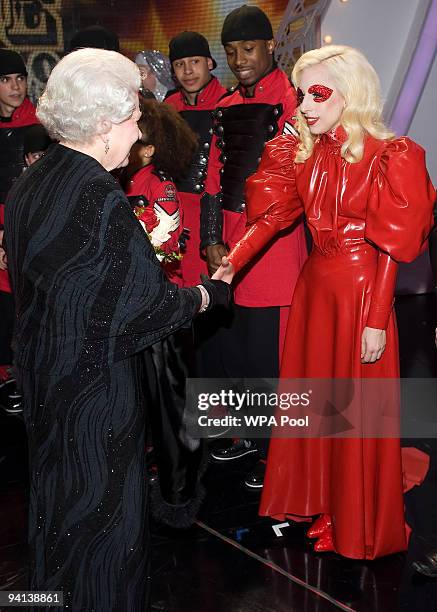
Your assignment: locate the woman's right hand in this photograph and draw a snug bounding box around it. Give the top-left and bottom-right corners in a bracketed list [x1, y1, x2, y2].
[212, 256, 234, 284]
[361, 326, 386, 363]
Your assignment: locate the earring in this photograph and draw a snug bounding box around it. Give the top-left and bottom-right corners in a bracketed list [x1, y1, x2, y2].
[104, 140, 110, 155]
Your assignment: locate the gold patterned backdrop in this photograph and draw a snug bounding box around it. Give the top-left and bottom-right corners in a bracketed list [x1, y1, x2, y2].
[0, 0, 289, 101]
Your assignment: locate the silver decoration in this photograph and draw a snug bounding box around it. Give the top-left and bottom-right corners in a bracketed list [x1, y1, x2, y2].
[135, 50, 175, 101]
[275, 0, 331, 75]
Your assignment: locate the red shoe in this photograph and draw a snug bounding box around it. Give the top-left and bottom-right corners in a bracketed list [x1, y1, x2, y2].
[313, 529, 335, 553]
[307, 514, 332, 539]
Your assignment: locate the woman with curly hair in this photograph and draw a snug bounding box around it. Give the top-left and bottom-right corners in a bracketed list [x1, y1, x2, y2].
[125, 99, 209, 526]
[126, 98, 198, 284]
[216, 45, 435, 559]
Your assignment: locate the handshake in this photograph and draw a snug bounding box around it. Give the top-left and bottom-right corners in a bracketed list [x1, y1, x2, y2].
[195, 253, 235, 315]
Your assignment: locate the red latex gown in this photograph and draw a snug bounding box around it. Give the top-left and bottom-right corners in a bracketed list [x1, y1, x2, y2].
[228, 128, 436, 559]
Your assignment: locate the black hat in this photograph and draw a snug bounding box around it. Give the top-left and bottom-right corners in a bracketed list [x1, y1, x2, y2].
[169, 32, 217, 69]
[68, 25, 120, 53]
[0, 49, 27, 77]
[221, 5, 273, 45]
[24, 124, 52, 155]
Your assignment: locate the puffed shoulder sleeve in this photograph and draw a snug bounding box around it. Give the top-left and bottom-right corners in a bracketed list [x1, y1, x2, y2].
[365, 137, 435, 262]
[228, 134, 304, 272]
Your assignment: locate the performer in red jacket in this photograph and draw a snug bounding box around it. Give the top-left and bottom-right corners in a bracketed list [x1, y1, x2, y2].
[165, 31, 226, 287]
[0, 49, 38, 380]
[125, 100, 198, 286]
[216, 45, 435, 558]
[125, 100, 207, 525]
[201, 5, 307, 487]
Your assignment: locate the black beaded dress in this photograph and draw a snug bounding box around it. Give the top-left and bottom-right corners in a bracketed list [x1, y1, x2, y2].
[5, 144, 201, 611]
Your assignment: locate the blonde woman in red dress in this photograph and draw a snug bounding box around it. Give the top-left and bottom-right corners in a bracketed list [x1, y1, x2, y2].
[215, 45, 435, 559]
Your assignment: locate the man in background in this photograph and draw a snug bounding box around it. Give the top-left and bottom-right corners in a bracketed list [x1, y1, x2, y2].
[0, 49, 38, 383]
[67, 25, 120, 53]
[201, 5, 308, 488]
[165, 31, 226, 288]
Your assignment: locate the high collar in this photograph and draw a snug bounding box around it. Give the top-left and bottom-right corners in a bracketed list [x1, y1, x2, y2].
[0, 97, 37, 129]
[237, 62, 278, 98]
[319, 125, 348, 146]
[140, 162, 154, 174]
[181, 76, 220, 107]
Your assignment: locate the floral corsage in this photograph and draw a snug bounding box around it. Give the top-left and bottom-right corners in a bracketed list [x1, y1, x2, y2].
[134, 203, 182, 263]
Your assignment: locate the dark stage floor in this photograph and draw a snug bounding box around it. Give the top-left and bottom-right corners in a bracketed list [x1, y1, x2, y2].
[1, 294, 437, 611]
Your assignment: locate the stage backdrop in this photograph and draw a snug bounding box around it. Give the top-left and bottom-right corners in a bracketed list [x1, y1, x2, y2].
[0, 0, 289, 102]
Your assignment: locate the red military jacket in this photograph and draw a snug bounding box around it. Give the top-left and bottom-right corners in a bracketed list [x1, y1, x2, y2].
[165, 77, 226, 286]
[204, 67, 308, 307]
[125, 163, 183, 285]
[0, 97, 37, 128]
[165, 76, 226, 114]
[0, 97, 38, 293]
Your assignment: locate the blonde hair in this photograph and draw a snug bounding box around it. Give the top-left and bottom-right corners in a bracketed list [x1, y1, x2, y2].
[291, 45, 394, 163]
[37, 48, 141, 144]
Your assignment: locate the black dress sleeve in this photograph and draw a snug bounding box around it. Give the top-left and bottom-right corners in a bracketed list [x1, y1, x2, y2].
[6, 168, 201, 373]
[56, 180, 202, 365]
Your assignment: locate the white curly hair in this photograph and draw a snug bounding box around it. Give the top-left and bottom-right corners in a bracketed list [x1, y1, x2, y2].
[37, 48, 141, 144]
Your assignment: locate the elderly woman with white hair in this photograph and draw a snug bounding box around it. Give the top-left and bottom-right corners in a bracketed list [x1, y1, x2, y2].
[216, 45, 435, 559]
[4, 48, 232, 610]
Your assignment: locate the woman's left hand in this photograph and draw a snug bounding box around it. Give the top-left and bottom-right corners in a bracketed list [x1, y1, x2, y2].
[361, 326, 386, 363]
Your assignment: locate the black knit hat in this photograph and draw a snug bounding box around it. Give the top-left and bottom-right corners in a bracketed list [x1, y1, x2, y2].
[0, 49, 27, 76]
[24, 124, 52, 155]
[68, 25, 120, 53]
[169, 31, 217, 69]
[221, 5, 273, 45]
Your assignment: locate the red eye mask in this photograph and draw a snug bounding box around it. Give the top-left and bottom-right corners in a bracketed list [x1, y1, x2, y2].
[308, 84, 333, 102]
[296, 87, 304, 106]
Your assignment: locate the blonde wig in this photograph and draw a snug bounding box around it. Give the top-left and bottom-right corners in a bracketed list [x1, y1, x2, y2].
[291, 45, 394, 163]
[37, 48, 141, 144]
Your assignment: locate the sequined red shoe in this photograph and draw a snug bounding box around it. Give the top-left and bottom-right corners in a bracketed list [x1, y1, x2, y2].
[313, 529, 335, 553]
[306, 514, 332, 539]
